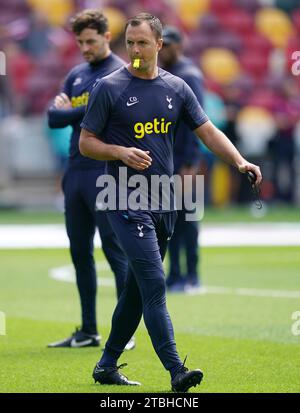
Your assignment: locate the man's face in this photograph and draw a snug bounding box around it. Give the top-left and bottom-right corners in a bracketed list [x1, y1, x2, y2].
[125, 21, 163, 71]
[76, 28, 111, 63]
[159, 42, 180, 67]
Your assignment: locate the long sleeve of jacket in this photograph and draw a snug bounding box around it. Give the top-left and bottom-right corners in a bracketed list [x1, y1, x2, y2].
[47, 106, 85, 128]
[47, 67, 86, 129]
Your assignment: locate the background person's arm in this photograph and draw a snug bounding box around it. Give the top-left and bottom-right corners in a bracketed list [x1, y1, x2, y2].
[48, 105, 86, 128]
[47, 70, 86, 128]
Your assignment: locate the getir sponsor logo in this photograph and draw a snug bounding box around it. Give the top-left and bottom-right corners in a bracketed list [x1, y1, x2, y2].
[71, 92, 89, 108]
[134, 118, 172, 139]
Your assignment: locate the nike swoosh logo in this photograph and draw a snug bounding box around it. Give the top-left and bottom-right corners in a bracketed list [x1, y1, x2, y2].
[126, 101, 139, 107]
[70, 338, 93, 348]
[94, 367, 105, 373]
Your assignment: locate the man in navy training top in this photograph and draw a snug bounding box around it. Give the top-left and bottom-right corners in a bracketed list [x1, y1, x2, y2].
[47, 9, 135, 351]
[159, 26, 204, 292]
[79, 13, 262, 392]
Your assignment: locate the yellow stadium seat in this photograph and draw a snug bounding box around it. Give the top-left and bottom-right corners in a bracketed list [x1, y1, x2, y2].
[27, 0, 74, 26]
[255, 7, 294, 48]
[102, 7, 126, 40]
[201, 48, 240, 84]
[174, 0, 210, 29]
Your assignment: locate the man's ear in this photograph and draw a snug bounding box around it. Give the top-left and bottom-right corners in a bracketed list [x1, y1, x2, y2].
[104, 31, 112, 42]
[157, 38, 163, 52]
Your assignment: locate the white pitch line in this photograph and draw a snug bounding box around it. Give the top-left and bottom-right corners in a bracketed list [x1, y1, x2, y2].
[49, 262, 114, 287]
[185, 285, 300, 299]
[1, 222, 300, 248]
[49, 263, 300, 299]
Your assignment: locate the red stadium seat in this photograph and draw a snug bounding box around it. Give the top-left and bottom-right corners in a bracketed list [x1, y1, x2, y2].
[210, 0, 235, 14]
[246, 89, 283, 111]
[214, 31, 243, 53]
[187, 30, 242, 54]
[221, 9, 254, 35]
[239, 49, 269, 79]
[26, 71, 61, 113]
[199, 13, 221, 33]
[241, 32, 273, 55]
[261, 74, 286, 93]
[229, 74, 256, 95]
[5, 43, 34, 95]
[292, 9, 300, 33]
[234, 0, 259, 13]
[37, 53, 66, 78]
[186, 32, 215, 54]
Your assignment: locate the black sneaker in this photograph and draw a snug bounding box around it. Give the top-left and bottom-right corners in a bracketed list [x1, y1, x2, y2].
[171, 364, 203, 392]
[93, 362, 141, 386]
[47, 327, 100, 348]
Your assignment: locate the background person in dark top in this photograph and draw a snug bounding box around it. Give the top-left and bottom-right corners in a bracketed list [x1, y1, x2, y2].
[47, 9, 134, 351]
[159, 26, 204, 292]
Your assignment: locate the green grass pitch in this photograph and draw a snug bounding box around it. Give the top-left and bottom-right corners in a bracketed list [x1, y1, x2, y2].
[0, 246, 300, 393]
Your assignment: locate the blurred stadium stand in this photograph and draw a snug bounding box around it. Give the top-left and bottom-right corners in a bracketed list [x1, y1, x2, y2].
[0, 0, 300, 208]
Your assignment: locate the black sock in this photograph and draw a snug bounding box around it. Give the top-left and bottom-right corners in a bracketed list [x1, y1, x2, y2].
[82, 324, 98, 335]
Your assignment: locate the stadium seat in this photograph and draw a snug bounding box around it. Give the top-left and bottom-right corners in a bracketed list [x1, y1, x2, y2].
[5, 43, 34, 96]
[234, 0, 260, 13]
[199, 13, 221, 33]
[214, 31, 243, 53]
[292, 9, 300, 33]
[37, 53, 66, 77]
[228, 74, 256, 99]
[26, 72, 60, 113]
[255, 7, 294, 47]
[0, 0, 30, 19]
[175, 0, 210, 29]
[187, 29, 242, 54]
[0, 11, 21, 25]
[241, 32, 273, 55]
[221, 9, 254, 35]
[176, 0, 211, 13]
[186, 31, 215, 54]
[201, 48, 241, 84]
[261, 73, 285, 92]
[210, 0, 235, 14]
[246, 89, 283, 111]
[0, 17, 30, 43]
[102, 7, 127, 39]
[27, 0, 74, 26]
[239, 49, 269, 79]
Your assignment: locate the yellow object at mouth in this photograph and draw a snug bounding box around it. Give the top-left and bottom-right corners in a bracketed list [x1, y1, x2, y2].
[133, 58, 140, 69]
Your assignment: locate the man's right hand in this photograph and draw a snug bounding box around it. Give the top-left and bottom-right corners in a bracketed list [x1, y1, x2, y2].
[118, 147, 152, 171]
[54, 93, 72, 109]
